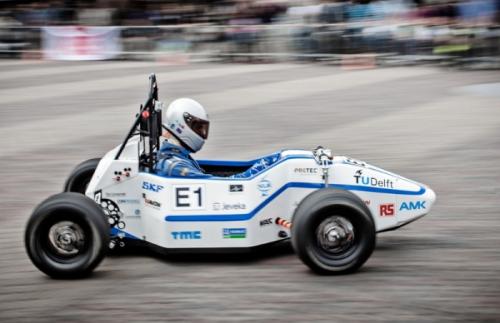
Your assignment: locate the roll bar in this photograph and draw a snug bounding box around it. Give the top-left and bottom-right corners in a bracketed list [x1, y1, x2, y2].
[114, 74, 162, 171]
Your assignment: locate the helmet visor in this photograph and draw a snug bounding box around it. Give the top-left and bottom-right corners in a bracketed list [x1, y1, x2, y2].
[184, 112, 209, 139]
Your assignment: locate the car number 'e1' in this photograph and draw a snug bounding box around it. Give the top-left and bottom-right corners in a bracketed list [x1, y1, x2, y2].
[172, 184, 205, 210]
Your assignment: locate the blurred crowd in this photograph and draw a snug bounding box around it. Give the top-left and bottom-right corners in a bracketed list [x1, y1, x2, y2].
[0, 0, 287, 26]
[0, 0, 498, 26]
[0, 0, 499, 66]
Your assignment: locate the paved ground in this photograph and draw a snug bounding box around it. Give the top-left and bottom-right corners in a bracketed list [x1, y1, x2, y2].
[0, 60, 499, 322]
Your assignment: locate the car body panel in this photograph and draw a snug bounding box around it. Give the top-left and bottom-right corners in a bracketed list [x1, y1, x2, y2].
[86, 140, 436, 250]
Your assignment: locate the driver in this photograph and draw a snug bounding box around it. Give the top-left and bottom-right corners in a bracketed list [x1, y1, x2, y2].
[155, 98, 211, 178]
[155, 98, 279, 178]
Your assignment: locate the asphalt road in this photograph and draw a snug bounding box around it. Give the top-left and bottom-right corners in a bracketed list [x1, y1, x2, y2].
[0, 60, 499, 322]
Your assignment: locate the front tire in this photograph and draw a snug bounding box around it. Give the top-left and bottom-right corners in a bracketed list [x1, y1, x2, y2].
[291, 188, 376, 275]
[25, 192, 109, 279]
[64, 158, 100, 194]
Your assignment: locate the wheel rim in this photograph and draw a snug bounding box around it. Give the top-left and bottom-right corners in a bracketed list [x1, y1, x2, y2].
[47, 221, 86, 257]
[315, 215, 356, 256]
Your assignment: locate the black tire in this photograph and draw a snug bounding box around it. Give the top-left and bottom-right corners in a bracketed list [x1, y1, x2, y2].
[25, 192, 109, 279]
[291, 188, 376, 275]
[64, 158, 101, 194]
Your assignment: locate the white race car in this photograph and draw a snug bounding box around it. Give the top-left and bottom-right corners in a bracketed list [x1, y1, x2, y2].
[25, 75, 436, 278]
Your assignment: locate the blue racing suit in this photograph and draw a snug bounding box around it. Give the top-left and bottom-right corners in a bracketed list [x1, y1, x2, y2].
[154, 141, 280, 178]
[154, 142, 211, 178]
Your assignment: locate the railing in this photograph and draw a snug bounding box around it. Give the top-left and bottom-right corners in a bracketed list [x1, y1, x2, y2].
[1, 24, 499, 68]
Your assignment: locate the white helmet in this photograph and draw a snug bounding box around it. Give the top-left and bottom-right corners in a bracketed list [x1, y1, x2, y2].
[163, 98, 209, 152]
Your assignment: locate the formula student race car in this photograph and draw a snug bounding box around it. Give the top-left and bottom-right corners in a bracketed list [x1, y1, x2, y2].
[25, 74, 436, 278]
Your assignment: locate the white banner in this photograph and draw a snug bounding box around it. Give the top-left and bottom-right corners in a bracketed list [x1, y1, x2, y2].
[42, 26, 122, 61]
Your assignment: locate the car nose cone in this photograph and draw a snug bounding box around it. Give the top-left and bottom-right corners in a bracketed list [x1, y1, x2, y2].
[424, 186, 436, 208]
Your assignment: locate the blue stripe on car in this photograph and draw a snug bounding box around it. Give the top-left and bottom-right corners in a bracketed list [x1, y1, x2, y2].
[164, 182, 426, 222]
[111, 227, 140, 240]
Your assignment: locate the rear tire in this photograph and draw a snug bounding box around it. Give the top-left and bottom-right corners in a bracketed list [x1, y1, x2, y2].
[64, 158, 100, 194]
[25, 192, 109, 279]
[291, 188, 376, 275]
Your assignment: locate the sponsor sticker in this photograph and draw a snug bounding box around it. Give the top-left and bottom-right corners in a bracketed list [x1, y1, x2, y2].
[105, 192, 126, 197]
[142, 193, 161, 209]
[260, 218, 273, 226]
[212, 202, 246, 211]
[223, 228, 246, 239]
[229, 184, 244, 193]
[400, 201, 426, 211]
[257, 178, 272, 197]
[171, 231, 201, 240]
[379, 203, 395, 216]
[117, 199, 140, 204]
[294, 167, 319, 174]
[142, 181, 164, 192]
[353, 170, 394, 188]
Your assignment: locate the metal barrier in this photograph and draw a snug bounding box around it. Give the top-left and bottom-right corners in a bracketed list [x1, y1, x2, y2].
[0, 24, 499, 68]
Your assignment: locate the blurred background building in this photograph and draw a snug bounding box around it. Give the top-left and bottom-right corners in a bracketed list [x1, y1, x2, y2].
[0, 0, 499, 67]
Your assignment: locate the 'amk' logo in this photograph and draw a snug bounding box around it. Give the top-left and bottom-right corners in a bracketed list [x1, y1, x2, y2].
[400, 201, 426, 211]
[142, 181, 164, 192]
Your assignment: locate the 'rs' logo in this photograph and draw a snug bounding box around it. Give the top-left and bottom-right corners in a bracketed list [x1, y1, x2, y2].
[379, 203, 394, 216]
